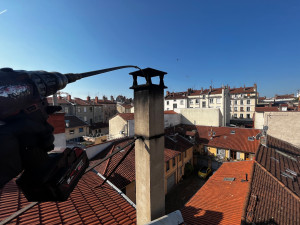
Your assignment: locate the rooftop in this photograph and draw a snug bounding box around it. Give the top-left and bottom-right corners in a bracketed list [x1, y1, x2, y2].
[181, 161, 254, 225]
[65, 115, 88, 128]
[0, 171, 136, 224]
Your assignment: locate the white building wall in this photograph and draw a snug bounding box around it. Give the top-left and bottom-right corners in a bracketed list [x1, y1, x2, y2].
[164, 114, 181, 127]
[254, 112, 265, 129]
[175, 108, 222, 127]
[164, 99, 188, 110]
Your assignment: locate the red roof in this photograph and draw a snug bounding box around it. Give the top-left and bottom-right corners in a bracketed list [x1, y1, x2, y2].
[230, 86, 256, 94]
[47, 113, 65, 134]
[194, 126, 260, 153]
[91, 136, 192, 190]
[0, 172, 136, 224]
[181, 161, 254, 225]
[121, 104, 133, 109]
[255, 107, 279, 112]
[275, 94, 295, 99]
[164, 110, 178, 114]
[46, 97, 71, 105]
[189, 88, 223, 96]
[165, 91, 188, 100]
[118, 113, 134, 121]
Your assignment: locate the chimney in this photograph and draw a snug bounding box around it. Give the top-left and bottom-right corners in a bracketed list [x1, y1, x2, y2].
[87, 96, 90, 101]
[95, 96, 99, 103]
[58, 95, 62, 100]
[166, 91, 170, 96]
[110, 95, 114, 102]
[103, 95, 107, 101]
[130, 68, 166, 224]
[67, 94, 71, 101]
[201, 87, 203, 92]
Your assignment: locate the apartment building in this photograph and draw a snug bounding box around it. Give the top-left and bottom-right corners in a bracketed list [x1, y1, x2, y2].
[188, 86, 230, 126]
[164, 91, 189, 110]
[229, 84, 258, 127]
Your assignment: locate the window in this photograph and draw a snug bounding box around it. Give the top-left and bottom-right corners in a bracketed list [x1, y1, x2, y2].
[247, 114, 251, 119]
[209, 98, 213, 103]
[180, 100, 184, 105]
[166, 101, 169, 105]
[190, 99, 193, 104]
[240, 100, 243, 105]
[247, 107, 250, 112]
[84, 116, 87, 122]
[240, 107, 244, 112]
[179, 154, 182, 162]
[216, 98, 221, 104]
[202, 102, 206, 108]
[89, 107, 93, 112]
[172, 158, 175, 167]
[234, 107, 237, 111]
[173, 104, 177, 108]
[64, 107, 68, 113]
[79, 127, 84, 133]
[174, 99, 176, 102]
[234, 100, 238, 105]
[84, 107, 87, 112]
[247, 100, 250, 104]
[69, 129, 75, 134]
[234, 114, 237, 118]
[240, 114, 244, 119]
[166, 161, 170, 172]
[196, 99, 199, 103]
[203, 95, 206, 99]
[78, 107, 81, 113]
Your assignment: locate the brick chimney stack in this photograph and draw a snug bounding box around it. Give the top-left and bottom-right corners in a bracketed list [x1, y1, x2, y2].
[67, 94, 71, 101]
[95, 96, 99, 103]
[110, 95, 114, 102]
[87, 96, 90, 101]
[130, 68, 167, 225]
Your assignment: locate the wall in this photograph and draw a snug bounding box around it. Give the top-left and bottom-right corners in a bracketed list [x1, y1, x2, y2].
[53, 133, 66, 151]
[109, 116, 127, 139]
[65, 126, 89, 141]
[254, 112, 265, 129]
[175, 108, 222, 127]
[126, 181, 136, 203]
[164, 114, 181, 127]
[264, 112, 300, 147]
[85, 141, 113, 159]
[164, 99, 188, 110]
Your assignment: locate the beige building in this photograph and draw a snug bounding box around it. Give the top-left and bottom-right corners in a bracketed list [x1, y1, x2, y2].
[65, 115, 89, 141]
[116, 103, 133, 113]
[229, 84, 258, 127]
[109, 113, 135, 139]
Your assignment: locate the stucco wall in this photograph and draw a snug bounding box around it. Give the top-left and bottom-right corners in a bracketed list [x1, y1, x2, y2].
[109, 116, 127, 139]
[264, 112, 300, 147]
[175, 108, 222, 127]
[164, 114, 181, 127]
[65, 126, 89, 140]
[254, 112, 265, 129]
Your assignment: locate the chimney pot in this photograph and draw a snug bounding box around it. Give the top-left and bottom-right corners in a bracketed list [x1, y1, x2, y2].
[87, 96, 90, 101]
[67, 95, 71, 101]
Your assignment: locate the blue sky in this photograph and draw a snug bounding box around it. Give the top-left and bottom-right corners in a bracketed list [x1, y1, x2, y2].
[0, 1, 299, 98]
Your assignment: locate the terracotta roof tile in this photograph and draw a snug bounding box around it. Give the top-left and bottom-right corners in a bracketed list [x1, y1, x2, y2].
[164, 110, 178, 114]
[0, 172, 136, 224]
[118, 113, 134, 121]
[165, 92, 188, 100]
[194, 126, 260, 153]
[47, 113, 65, 134]
[230, 86, 256, 94]
[181, 161, 254, 225]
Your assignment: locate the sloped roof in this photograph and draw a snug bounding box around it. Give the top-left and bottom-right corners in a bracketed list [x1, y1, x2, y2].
[194, 126, 261, 153]
[243, 163, 300, 224]
[189, 88, 223, 96]
[181, 161, 254, 225]
[230, 86, 256, 94]
[118, 113, 135, 121]
[165, 92, 188, 100]
[91, 136, 192, 190]
[275, 94, 295, 99]
[65, 115, 88, 128]
[46, 97, 71, 105]
[0, 171, 136, 224]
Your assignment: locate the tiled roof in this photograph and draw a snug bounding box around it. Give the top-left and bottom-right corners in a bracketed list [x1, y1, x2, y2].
[230, 86, 256, 94]
[243, 163, 300, 225]
[267, 135, 300, 155]
[65, 115, 88, 128]
[47, 113, 65, 134]
[255, 143, 300, 197]
[275, 94, 295, 99]
[91, 136, 192, 190]
[118, 113, 134, 121]
[194, 126, 260, 153]
[164, 110, 178, 114]
[255, 106, 279, 112]
[46, 97, 71, 105]
[189, 88, 223, 96]
[165, 92, 188, 100]
[0, 172, 136, 224]
[121, 104, 133, 109]
[90, 122, 109, 130]
[181, 161, 254, 225]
